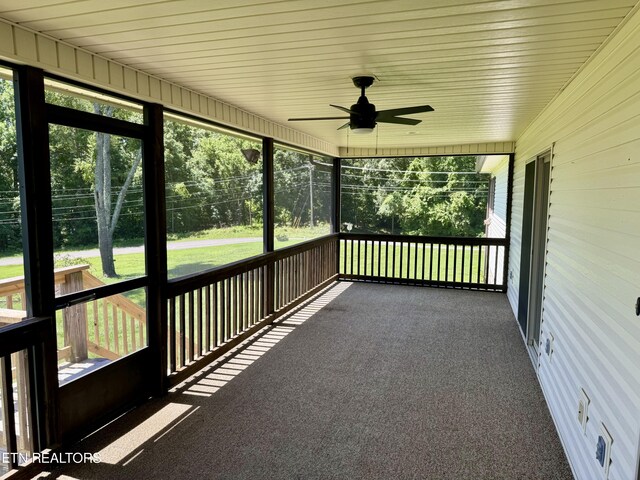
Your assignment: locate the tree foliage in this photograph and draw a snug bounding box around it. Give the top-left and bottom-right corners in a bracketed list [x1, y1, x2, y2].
[274, 147, 331, 228]
[341, 156, 489, 236]
[0, 77, 19, 252]
[164, 118, 264, 234]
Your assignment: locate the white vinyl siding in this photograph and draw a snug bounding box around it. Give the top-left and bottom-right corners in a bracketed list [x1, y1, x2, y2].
[506, 157, 526, 311]
[487, 155, 508, 239]
[510, 7, 640, 480]
[486, 156, 508, 285]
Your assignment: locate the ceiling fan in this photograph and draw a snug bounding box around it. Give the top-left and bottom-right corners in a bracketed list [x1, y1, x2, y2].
[288, 76, 434, 134]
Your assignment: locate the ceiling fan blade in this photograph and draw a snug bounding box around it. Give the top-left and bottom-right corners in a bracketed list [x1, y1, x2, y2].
[337, 122, 351, 130]
[330, 104, 358, 115]
[288, 116, 350, 121]
[376, 105, 434, 119]
[377, 116, 422, 126]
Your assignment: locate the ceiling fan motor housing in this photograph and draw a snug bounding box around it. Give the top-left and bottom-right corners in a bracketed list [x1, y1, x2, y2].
[350, 95, 377, 129]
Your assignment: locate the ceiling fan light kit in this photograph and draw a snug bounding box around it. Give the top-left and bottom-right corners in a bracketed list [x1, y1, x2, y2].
[351, 128, 375, 134]
[288, 76, 434, 134]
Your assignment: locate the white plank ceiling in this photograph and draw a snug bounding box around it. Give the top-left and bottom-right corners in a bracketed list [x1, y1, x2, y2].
[0, 0, 637, 150]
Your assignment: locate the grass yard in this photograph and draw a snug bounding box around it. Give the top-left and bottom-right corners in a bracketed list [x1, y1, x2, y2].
[0, 263, 24, 278]
[167, 224, 263, 242]
[0, 224, 332, 284]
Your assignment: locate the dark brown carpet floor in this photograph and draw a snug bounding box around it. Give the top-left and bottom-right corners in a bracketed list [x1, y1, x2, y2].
[35, 282, 573, 479]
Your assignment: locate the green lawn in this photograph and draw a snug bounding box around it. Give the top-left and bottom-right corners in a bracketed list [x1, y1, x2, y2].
[168, 223, 330, 243]
[167, 224, 263, 242]
[1, 228, 495, 301]
[0, 263, 24, 278]
[0, 224, 332, 284]
[0, 225, 333, 350]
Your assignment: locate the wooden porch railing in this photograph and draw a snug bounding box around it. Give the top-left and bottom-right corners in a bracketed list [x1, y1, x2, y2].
[1, 350, 32, 471]
[166, 234, 339, 384]
[339, 233, 508, 292]
[74, 269, 146, 362]
[0, 265, 146, 366]
[0, 317, 49, 473]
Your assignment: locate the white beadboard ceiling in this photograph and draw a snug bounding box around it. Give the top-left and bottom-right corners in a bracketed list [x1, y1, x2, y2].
[0, 0, 637, 150]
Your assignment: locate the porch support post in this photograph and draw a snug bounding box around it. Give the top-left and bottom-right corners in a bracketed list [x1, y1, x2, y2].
[331, 157, 341, 276]
[262, 138, 275, 315]
[143, 103, 168, 395]
[14, 65, 58, 448]
[263, 137, 275, 253]
[502, 152, 515, 293]
[331, 157, 341, 233]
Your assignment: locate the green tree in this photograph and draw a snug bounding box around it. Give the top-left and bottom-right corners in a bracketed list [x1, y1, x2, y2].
[92, 105, 142, 277]
[341, 156, 489, 237]
[0, 78, 20, 254]
[377, 191, 403, 234]
[46, 91, 144, 276]
[186, 132, 262, 229]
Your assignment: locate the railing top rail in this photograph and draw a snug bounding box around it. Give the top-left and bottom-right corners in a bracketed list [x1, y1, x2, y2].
[81, 270, 146, 320]
[0, 264, 92, 296]
[339, 232, 508, 246]
[168, 233, 339, 296]
[0, 274, 27, 296]
[0, 316, 50, 357]
[52, 264, 91, 276]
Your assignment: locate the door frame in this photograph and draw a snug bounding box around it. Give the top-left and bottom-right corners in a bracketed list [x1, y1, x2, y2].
[48, 96, 166, 441]
[518, 150, 552, 359]
[12, 65, 167, 444]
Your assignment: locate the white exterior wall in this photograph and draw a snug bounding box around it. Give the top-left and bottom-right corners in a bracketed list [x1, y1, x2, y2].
[487, 155, 509, 239]
[509, 7, 640, 480]
[506, 157, 526, 313]
[486, 156, 508, 285]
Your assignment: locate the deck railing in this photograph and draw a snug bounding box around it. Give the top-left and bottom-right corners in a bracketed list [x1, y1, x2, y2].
[0, 317, 48, 474]
[339, 233, 508, 291]
[1, 349, 32, 474]
[70, 269, 146, 362]
[0, 265, 146, 366]
[166, 234, 339, 384]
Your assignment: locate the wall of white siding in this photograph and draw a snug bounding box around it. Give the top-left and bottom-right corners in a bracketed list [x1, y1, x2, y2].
[486, 156, 508, 285]
[509, 6, 640, 480]
[487, 155, 509, 239]
[0, 20, 338, 157]
[506, 156, 526, 313]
